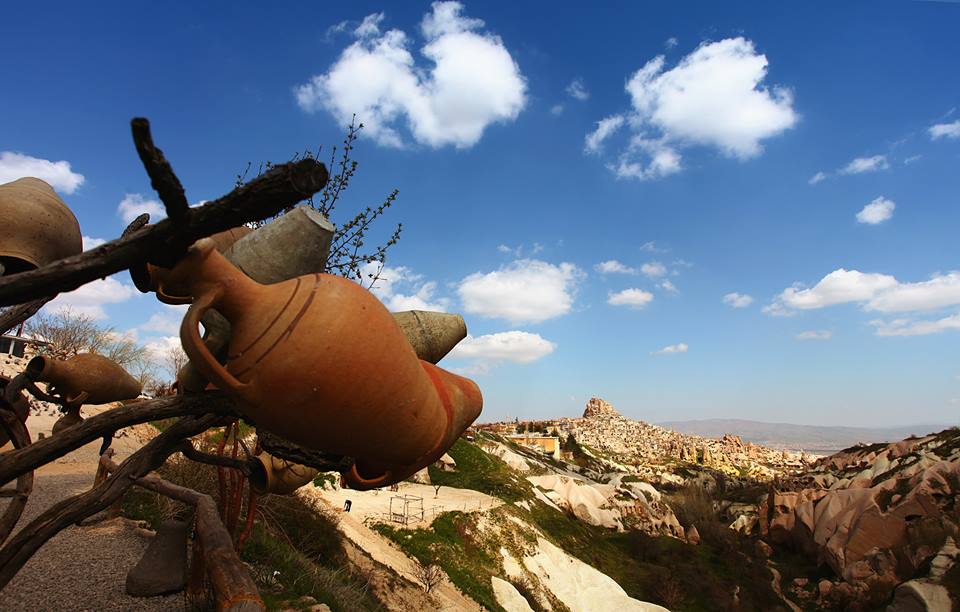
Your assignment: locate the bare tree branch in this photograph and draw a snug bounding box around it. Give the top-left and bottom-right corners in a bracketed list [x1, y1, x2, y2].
[130, 118, 190, 221]
[0, 298, 52, 335]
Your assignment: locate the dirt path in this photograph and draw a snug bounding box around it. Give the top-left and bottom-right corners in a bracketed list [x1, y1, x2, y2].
[0, 415, 184, 611]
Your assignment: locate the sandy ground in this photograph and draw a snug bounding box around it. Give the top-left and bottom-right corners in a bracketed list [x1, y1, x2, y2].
[307, 481, 501, 528]
[0, 410, 183, 611]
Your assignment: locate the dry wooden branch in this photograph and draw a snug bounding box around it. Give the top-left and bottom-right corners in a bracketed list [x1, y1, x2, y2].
[0, 297, 52, 335]
[0, 413, 32, 546]
[0, 391, 240, 487]
[0, 118, 328, 306]
[0, 413, 223, 590]
[180, 442, 252, 476]
[101, 454, 264, 611]
[130, 118, 190, 221]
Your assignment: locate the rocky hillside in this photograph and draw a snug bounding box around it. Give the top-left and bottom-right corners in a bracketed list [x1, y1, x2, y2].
[756, 429, 960, 610]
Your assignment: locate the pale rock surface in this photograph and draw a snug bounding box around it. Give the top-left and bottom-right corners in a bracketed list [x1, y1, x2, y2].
[887, 580, 952, 612]
[491, 576, 535, 612]
[522, 537, 668, 612]
[528, 474, 621, 529]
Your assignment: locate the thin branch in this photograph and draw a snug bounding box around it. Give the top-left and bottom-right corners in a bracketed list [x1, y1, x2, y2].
[179, 441, 252, 476]
[0, 413, 32, 546]
[130, 118, 190, 221]
[0, 156, 328, 306]
[0, 391, 240, 487]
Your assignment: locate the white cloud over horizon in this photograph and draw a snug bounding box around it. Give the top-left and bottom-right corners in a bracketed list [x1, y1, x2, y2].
[839, 155, 889, 175]
[856, 196, 895, 225]
[0, 152, 85, 194]
[44, 277, 138, 320]
[766, 269, 960, 318]
[449, 331, 556, 364]
[458, 259, 583, 324]
[608, 288, 654, 309]
[586, 37, 797, 180]
[295, 1, 527, 149]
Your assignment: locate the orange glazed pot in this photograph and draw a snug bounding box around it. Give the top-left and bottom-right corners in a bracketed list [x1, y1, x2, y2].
[173, 239, 482, 490]
[27, 353, 142, 406]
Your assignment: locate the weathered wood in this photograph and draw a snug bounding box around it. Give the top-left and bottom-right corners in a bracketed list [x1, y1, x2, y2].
[0, 297, 52, 334]
[130, 118, 190, 221]
[0, 413, 224, 589]
[0, 391, 240, 487]
[0, 413, 32, 545]
[0, 157, 328, 306]
[123, 470, 264, 611]
[180, 442, 252, 476]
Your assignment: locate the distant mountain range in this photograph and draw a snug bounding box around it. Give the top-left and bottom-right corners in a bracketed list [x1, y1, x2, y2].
[657, 418, 955, 453]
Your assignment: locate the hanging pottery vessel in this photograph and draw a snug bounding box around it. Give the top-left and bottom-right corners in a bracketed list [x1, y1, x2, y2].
[391, 311, 467, 364]
[0, 375, 29, 447]
[172, 239, 482, 490]
[248, 452, 319, 495]
[131, 226, 252, 303]
[52, 408, 84, 434]
[27, 353, 142, 405]
[0, 177, 82, 275]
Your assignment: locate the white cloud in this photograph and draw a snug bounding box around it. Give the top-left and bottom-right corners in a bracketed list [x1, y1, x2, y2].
[640, 261, 667, 278]
[864, 272, 960, 313]
[856, 196, 895, 225]
[838, 155, 889, 175]
[588, 37, 796, 180]
[361, 261, 450, 312]
[767, 269, 960, 316]
[870, 314, 960, 337]
[904, 155, 922, 165]
[808, 171, 827, 185]
[140, 305, 188, 335]
[295, 2, 527, 149]
[594, 260, 636, 275]
[550, 104, 564, 116]
[144, 335, 183, 364]
[655, 342, 688, 354]
[795, 330, 832, 341]
[658, 279, 679, 293]
[45, 277, 138, 320]
[665, 37, 678, 50]
[118, 193, 166, 224]
[929, 120, 960, 140]
[640, 241, 668, 253]
[448, 331, 556, 363]
[458, 259, 583, 324]
[608, 288, 654, 309]
[584, 115, 625, 154]
[773, 269, 898, 311]
[722, 292, 754, 308]
[0, 152, 85, 194]
[566, 78, 589, 101]
[82, 236, 106, 251]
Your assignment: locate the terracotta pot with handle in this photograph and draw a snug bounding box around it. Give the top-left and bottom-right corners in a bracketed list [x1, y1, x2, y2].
[27, 353, 142, 406]
[171, 239, 482, 490]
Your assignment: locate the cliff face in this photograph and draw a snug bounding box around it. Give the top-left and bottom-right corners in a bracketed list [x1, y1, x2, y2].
[583, 397, 621, 419]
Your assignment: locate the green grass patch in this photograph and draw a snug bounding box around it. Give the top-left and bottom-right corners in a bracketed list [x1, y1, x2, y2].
[374, 511, 504, 611]
[428, 439, 533, 502]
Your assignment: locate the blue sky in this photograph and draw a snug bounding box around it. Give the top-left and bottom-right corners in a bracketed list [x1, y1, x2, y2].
[2, 1, 959, 426]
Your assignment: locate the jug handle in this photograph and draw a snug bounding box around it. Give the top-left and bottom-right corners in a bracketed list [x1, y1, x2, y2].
[181, 289, 249, 394]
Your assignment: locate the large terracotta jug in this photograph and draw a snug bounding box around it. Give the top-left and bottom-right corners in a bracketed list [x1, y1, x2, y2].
[172, 239, 482, 490]
[0, 177, 82, 274]
[27, 353, 142, 406]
